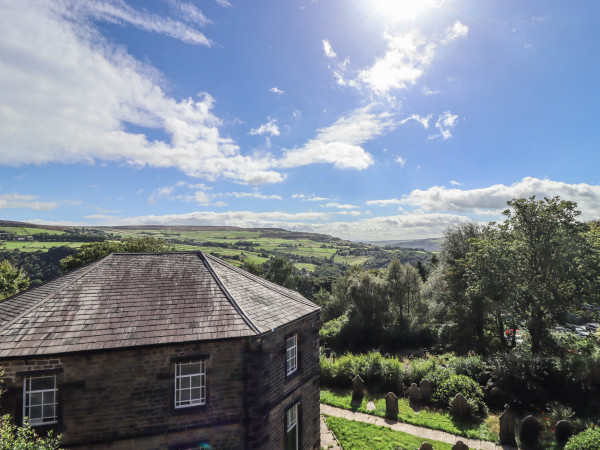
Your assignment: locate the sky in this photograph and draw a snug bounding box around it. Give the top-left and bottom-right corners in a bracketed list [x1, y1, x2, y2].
[1, 0, 599, 241]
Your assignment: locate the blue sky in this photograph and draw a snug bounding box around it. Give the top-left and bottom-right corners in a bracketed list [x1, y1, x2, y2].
[0, 0, 599, 240]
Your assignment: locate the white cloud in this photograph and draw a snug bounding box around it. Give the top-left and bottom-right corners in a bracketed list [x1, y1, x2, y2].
[270, 87, 284, 95]
[168, 1, 211, 27]
[214, 0, 232, 7]
[73, 0, 212, 46]
[400, 114, 432, 129]
[279, 105, 394, 170]
[225, 192, 282, 200]
[0, 193, 58, 211]
[429, 111, 459, 139]
[422, 86, 440, 95]
[321, 202, 359, 210]
[449, 180, 462, 186]
[292, 194, 329, 202]
[0, 1, 284, 185]
[395, 156, 406, 167]
[328, 22, 469, 96]
[442, 21, 470, 44]
[399, 177, 600, 219]
[180, 191, 212, 205]
[250, 118, 280, 136]
[366, 198, 404, 206]
[322, 39, 337, 58]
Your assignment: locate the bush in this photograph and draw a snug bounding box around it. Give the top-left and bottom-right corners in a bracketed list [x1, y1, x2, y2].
[319, 314, 348, 348]
[564, 427, 600, 450]
[434, 374, 487, 418]
[449, 355, 488, 386]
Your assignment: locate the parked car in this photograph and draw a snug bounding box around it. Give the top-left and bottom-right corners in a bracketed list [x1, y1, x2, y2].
[585, 323, 599, 331]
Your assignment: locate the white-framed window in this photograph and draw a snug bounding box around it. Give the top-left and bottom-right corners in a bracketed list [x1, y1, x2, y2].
[174, 360, 206, 408]
[286, 335, 297, 376]
[284, 403, 299, 450]
[23, 375, 57, 426]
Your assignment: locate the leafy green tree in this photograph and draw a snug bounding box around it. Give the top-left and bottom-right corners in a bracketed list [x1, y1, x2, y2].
[0, 415, 61, 449]
[345, 271, 388, 343]
[0, 260, 30, 300]
[60, 237, 175, 271]
[242, 260, 264, 277]
[265, 256, 297, 290]
[468, 197, 597, 354]
[386, 258, 422, 333]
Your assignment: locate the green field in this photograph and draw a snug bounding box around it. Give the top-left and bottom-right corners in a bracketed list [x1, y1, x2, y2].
[0, 224, 434, 271]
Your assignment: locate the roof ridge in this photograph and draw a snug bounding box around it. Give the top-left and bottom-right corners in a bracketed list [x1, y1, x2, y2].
[0, 254, 114, 334]
[197, 252, 261, 334]
[203, 253, 318, 309]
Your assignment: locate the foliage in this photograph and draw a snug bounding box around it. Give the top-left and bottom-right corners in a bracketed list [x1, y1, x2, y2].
[323, 415, 455, 450]
[0, 415, 61, 449]
[265, 256, 297, 289]
[448, 355, 488, 386]
[0, 247, 77, 283]
[321, 391, 497, 441]
[467, 197, 599, 354]
[0, 260, 29, 300]
[433, 374, 487, 418]
[60, 237, 175, 271]
[319, 315, 348, 348]
[241, 260, 263, 277]
[564, 427, 600, 450]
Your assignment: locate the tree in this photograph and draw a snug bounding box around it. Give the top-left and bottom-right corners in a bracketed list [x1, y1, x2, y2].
[345, 270, 388, 344]
[435, 221, 488, 352]
[60, 237, 175, 271]
[242, 260, 264, 277]
[265, 257, 297, 290]
[386, 258, 422, 334]
[0, 260, 30, 300]
[467, 197, 597, 354]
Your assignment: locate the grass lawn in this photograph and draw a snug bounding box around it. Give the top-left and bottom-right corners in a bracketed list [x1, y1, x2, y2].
[324, 415, 456, 449]
[320, 390, 497, 442]
[0, 241, 83, 252]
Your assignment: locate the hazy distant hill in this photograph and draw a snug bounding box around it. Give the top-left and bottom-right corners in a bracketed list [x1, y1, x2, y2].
[365, 238, 443, 252]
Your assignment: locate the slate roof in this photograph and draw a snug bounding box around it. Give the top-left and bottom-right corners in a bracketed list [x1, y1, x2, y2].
[0, 252, 319, 358]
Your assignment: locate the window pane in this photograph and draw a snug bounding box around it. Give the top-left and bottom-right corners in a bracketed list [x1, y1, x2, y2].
[181, 389, 190, 401]
[29, 406, 42, 420]
[191, 388, 200, 401]
[181, 377, 190, 389]
[31, 377, 54, 390]
[43, 391, 55, 404]
[190, 375, 201, 387]
[43, 404, 55, 419]
[30, 392, 43, 406]
[180, 362, 201, 375]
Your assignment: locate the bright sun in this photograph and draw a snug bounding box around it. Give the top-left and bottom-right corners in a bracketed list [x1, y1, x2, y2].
[371, 0, 433, 22]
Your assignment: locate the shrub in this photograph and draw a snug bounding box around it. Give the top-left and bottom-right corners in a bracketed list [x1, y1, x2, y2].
[564, 427, 600, 450]
[449, 355, 488, 386]
[434, 374, 487, 418]
[319, 314, 348, 347]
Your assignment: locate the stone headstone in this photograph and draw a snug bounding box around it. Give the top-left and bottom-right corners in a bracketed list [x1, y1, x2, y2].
[554, 420, 573, 444]
[419, 443, 433, 450]
[385, 392, 399, 418]
[352, 375, 365, 402]
[419, 379, 432, 403]
[408, 383, 420, 405]
[519, 415, 540, 446]
[499, 408, 516, 446]
[366, 401, 376, 411]
[452, 441, 469, 450]
[487, 386, 504, 408]
[451, 393, 469, 418]
[324, 348, 332, 358]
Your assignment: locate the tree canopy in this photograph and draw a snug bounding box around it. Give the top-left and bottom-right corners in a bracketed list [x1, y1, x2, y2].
[60, 237, 175, 272]
[0, 260, 30, 301]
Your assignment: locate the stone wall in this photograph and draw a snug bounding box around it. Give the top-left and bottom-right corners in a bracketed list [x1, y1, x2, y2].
[245, 312, 321, 449]
[0, 339, 247, 449]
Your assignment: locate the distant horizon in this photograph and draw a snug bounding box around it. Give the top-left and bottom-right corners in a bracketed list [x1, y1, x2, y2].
[1, 1, 599, 241]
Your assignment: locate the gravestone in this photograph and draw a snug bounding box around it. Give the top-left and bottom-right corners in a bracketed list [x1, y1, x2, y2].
[408, 383, 420, 405]
[519, 415, 540, 446]
[499, 408, 517, 446]
[352, 375, 365, 402]
[420, 379, 432, 403]
[324, 348, 332, 358]
[385, 392, 399, 418]
[487, 386, 504, 408]
[451, 393, 469, 418]
[554, 420, 573, 444]
[452, 441, 469, 450]
[366, 401, 376, 411]
[419, 443, 433, 450]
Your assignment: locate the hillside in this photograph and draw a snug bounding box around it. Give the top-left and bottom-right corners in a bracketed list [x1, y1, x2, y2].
[0, 222, 434, 282]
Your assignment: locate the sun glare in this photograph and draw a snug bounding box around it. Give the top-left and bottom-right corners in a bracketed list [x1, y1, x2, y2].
[371, 0, 433, 22]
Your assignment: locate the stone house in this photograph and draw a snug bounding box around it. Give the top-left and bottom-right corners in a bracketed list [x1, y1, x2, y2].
[0, 252, 320, 449]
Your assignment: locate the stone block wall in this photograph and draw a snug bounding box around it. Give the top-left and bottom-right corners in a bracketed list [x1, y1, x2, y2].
[0, 339, 247, 449]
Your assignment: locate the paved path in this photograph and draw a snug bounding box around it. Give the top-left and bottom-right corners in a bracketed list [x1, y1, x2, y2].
[321, 404, 518, 450]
